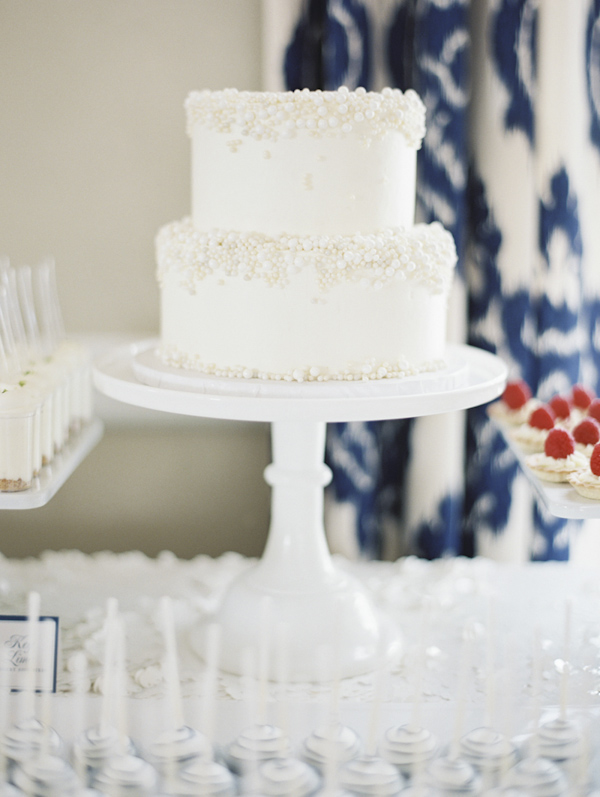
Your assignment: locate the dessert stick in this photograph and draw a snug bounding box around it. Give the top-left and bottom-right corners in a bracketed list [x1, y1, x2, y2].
[559, 598, 572, 722]
[274, 622, 289, 742]
[529, 628, 542, 762]
[71, 652, 89, 786]
[22, 592, 41, 723]
[201, 622, 221, 749]
[99, 598, 119, 741]
[365, 642, 387, 759]
[158, 595, 183, 792]
[448, 622, 474, 762]
[257, 595, 272, 725]
[159, 595, 184, 732]
[484, 596, 496, 731]
[409, 597, 432, 734]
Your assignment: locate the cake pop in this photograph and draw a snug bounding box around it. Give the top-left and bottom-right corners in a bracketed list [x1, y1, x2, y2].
[256, 757, 321, 797]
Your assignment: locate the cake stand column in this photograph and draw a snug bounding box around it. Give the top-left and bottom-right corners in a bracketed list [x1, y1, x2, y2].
[216, 419, 401, 682]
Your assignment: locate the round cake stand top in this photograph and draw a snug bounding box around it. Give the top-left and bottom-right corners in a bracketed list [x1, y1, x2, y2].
[93, 340, 507, 423]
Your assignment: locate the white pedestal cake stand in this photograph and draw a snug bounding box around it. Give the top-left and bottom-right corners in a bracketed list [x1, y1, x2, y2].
[93, 339, 507, 682]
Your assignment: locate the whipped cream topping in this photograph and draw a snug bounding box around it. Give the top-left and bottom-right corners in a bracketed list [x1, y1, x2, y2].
[156, 219, 456, 296]
[488, 399, 540, 426]
[509, 424, 552, 453]
[568, 466, 600, 498]
[525, 450, 588, 478]
[185, 87, 426, 148]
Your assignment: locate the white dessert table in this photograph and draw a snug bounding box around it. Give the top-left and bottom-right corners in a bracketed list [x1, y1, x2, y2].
[94, 340, 507, 682]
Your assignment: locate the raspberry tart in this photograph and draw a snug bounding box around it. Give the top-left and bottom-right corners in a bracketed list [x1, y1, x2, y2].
[572, 417, 600, 456]
[488, 379, 538, 426]
[568, 442, 600, 499]
[510, 404, 556, 453]
[525, 428, 588, 483]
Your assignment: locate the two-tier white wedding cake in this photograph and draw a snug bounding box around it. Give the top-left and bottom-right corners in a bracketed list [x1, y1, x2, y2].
[156, 87, 456, 383]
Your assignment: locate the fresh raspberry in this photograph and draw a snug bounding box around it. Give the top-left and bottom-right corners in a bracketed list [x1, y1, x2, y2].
[573, 418, 600, 446]
[591, 444, 600, 477]
[588, 399, 600, 424]
[572, 384, 595, 410]
[549, 395, 571, 420]
[528, 405, 555, 430]
[502, 380, 532, 410]
[544, 428, 575, 459]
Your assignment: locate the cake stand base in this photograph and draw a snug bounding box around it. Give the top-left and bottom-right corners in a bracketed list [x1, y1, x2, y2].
[94, 341, 507, 682]
[199, 562, 400, 682]
[191, 418, 401, 682]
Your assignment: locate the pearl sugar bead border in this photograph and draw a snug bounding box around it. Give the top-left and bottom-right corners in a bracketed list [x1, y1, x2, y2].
[155, 218, 456, 296]
[185, 87, 426, 149]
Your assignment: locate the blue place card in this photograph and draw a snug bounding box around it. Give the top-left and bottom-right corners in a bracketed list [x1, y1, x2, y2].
[0, 615, 59, 692]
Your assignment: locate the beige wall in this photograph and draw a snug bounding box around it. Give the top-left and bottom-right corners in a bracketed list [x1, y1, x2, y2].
[0, 0, 272, 558]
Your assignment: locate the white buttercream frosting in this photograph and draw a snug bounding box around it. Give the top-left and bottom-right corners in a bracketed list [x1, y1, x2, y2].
[185, 87, 426, 148]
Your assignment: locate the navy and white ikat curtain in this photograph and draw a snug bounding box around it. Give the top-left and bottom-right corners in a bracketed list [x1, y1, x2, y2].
[262, 0, 600, 562]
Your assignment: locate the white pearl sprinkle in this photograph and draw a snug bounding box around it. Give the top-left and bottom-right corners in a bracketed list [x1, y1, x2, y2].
[156, 218, 456, 296]
[185, 87, 426, 149]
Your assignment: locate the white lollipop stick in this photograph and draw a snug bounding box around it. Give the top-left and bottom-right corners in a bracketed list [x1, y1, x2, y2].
[365, 643, 387, 758]
[409, 596, 433, 734]
[529, 629, 542, 761]
[160, 596, 184, 731]
[22, 592, 41, 721]
[113, 615, 129, 755]
[71, 652, 89, 785]
[257, 596, 272, 725]
[484, 596, 497, 729]
[559, 598, 572, 722]
[99, 598, 119, 738]
[449, 622, 474, 762]
[275, 622, 290, 739]
[202, 622, 221, 747]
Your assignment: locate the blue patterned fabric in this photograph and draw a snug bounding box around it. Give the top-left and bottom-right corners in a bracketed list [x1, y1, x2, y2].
[269, 0, 600, 561]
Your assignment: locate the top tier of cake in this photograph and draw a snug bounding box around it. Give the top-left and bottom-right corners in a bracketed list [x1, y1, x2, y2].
[185, 87, 426, 236]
